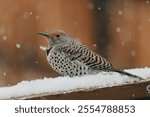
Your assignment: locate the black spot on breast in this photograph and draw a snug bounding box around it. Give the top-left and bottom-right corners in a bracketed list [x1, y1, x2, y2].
[65, 68, 68, 70]
[46, 48, 51, 55]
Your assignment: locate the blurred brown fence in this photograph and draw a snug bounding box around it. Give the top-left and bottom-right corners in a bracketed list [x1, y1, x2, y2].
[0, 0, 150, 87]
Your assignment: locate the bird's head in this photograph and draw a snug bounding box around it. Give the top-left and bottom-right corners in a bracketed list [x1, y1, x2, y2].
[37, 30, 70, 48]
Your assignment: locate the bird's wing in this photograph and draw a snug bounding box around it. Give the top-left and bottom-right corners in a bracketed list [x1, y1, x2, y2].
[58, 41, 114, 71]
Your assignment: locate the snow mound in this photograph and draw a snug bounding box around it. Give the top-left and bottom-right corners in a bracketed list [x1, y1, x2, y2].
[0, 67, 150, 99]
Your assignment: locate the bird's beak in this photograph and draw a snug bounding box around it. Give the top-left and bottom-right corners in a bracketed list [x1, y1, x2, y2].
[37, 32, 49, 37]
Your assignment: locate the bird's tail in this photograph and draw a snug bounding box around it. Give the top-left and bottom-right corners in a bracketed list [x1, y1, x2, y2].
[111, 67, 143, 80]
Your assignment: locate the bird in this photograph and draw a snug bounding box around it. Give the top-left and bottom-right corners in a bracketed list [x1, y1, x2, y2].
[37, 30, 142, 80]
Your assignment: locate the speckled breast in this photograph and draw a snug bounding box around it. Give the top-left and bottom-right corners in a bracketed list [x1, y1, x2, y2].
[47, 47, 92, 77]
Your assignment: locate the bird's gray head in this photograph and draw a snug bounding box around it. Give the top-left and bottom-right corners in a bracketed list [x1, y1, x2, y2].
[37, 30, 70, 48]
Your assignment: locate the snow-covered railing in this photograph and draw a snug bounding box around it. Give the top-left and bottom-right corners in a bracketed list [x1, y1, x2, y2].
[0, 68, 150, 100]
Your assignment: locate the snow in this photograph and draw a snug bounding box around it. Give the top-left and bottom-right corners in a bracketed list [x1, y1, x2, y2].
[146, 0, 149, 4]
[40, 45, 47, 51]
[116, 27, 121, 32]
[29, 12, 32, 15]
[98, 7, 101, 10]
[0, 27, 6, 36]
[0, 67, 150, 99]
[93, 44, 96, 47]
[2, 35, 7, 41]
[16, 43, 21, 48]
[118, 10, 123, 15]
[138, 26, 144, 31]
[3, 72, 7, 76]
[23, 11, 32, 19]
[121, 41, 125, 45]
[35, 15, 40, 20]
[87, 3, 94, 10]
[130, 50, 136, 57]
[35, 61, 39, 64]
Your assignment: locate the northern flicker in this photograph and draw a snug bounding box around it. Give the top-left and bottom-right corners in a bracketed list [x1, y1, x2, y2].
[38, 30, 142, 80]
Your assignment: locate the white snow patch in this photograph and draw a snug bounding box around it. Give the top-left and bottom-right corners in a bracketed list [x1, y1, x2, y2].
[0, 67, 150, 99]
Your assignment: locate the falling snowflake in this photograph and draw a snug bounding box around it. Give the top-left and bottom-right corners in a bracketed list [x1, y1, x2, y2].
[93, 44, 97, 47]
[116, 27, 121, 33]
[87, 2, 94, 10]
[110, 17, 114, 20]
[3, 72, 7, 76]
[146, 0, 149, 4]
[40, 45, 47, 51]
[3, 35, 7, 41]
[35, 61, 39, 64]
[121, 41, 125, 45]
[98, 6, 101, 10]
[35, 16, 40, 20]
[132, 94, 135, 97]
[138, 26, 143, 31]
[16, 43, 21, 48]
[29, 12, 33, 15]
[0, 27, 6, 36]
[131, 50, 136, 57]
[73, 22, 78, 26]
[23, 11, 32, 19]
[118, 10, 123, 15]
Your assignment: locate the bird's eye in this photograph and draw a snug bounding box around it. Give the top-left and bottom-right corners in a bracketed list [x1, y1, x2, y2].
[56, 34, 60, 37]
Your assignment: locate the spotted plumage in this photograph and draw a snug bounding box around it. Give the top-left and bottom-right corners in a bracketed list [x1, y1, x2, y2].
[38, 30, 142, 79]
